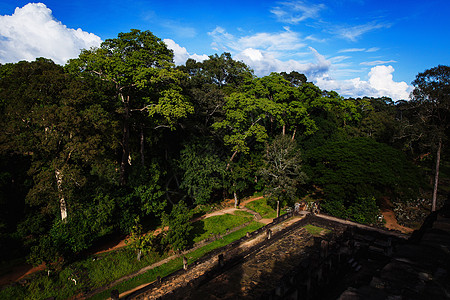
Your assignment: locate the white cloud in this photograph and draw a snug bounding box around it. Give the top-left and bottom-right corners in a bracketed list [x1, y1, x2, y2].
[208, 26, 304, 53]
[163, 39, 209, 65]
[360, 60, 396, 66]
[338, 47, 381, 53]
[366, 47, 380, 52]
[315, 65, 411, 100]
[335, 22, 391, 41]
[235, 47, 331, 78]
[271, 1, 325, 24]
[338, 48, 366, 53]
[207, 26, 330, 78]
[0, 3, 102, 65]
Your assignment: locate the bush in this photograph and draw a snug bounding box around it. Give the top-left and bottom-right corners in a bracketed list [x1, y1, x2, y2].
[305, 138, 423, 221]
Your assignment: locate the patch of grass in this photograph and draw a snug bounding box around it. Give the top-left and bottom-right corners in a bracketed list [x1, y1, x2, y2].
[90, 221, 264, 299]
[303, 224, 331, 237]
[245, 198, 277, 219]
[233, 210, 253, 218]
[190, 213, 253, 244]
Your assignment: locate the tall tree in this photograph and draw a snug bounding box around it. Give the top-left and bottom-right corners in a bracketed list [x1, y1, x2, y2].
[67, 29, 193, 185]
[0, 59, 120, 262]
[259, 135, 306, 209]
[411, 65, 450, 211]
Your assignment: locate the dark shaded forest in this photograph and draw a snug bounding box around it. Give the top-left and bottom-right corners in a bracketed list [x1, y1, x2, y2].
[0, 29, 448, 268]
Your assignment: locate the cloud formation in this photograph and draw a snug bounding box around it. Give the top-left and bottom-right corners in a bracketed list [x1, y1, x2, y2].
[235, 47, 331, 78]
[208, 26, 330, 78]
[208, 26, 304, 52]
[271, 1, 325, 24]
[163, 39, 209, 65]
[0, 3, 101, 65]
[360, 60, 397, 66]
[335, 22, 391, 41]
[315, 65, 411, 100]
[338, 47, 380, 53]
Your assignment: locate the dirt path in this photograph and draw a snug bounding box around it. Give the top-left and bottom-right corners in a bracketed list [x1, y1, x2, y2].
[0, 195, 267, 287]
[380, 197, 414, 234]
[381, 210, 413, 234]
[0, 263, 46, 286]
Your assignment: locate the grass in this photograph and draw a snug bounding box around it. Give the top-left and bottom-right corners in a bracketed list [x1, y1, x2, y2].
[245, 197, 277, 219]
[190, 213, 253, 244]
[89, 221, 264, 299]
[303, 224, 331, 237]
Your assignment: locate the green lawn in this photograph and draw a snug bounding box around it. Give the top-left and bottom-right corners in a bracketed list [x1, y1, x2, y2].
[303, 224, 331, 236]
[190, 213, 253, 244]
[245, 198, 277, 219]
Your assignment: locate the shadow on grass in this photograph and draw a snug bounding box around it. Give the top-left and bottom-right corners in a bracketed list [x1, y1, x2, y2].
[187, 220, 207, 248]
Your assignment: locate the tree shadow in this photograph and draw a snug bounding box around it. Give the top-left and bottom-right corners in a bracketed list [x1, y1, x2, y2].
[186, 220, 207, 248]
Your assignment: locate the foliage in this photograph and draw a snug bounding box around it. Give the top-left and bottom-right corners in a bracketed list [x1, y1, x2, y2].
[179, 139, 226, 204]
[346, 196, 382, 225]
[125, 218, 158, 260]
[259, 135, 307, 207]
[306, 138, 423, 221]
[0, 26, 445, 292]
[161, 201, 193, 251]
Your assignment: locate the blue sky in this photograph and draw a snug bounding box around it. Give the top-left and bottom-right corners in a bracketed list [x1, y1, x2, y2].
[0, 1, 449, 100]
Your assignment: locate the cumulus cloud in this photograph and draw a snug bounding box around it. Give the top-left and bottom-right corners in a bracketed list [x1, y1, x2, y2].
[271, 1, 325, 24]
[208, 26, 304, 53]
[207, 26, 330, 78]
[315, 65, 411, 100]
[235, 47, 331, 78]
[163, 39, 209, 65]
[0, 3, 102, 65]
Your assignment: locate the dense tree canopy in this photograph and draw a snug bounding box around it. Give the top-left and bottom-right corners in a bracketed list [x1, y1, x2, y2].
[0, 29, 444, 266]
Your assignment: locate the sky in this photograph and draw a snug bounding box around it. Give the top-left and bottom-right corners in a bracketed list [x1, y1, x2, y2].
[0, 1, 449, 100]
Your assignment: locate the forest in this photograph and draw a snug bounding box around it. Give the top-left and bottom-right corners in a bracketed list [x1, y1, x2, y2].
[0, 29, 449, 282]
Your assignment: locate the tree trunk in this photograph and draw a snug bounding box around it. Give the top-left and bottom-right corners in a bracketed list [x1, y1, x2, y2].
[234, 190, 238, 208]
[276, 200, 280, 218]
[137, 249, 142, 261]
[291, 127, 297, 141]
[282, 125, 286, 136]
[120, 97, 130, 186]
[226, 150, 238, 171]
[55, 169, 67, 222]
[432, 138, 442, 212]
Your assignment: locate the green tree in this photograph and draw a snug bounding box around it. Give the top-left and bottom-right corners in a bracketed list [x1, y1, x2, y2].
[305, 138, 423, 221]
[411, 65, 450, 211]
[161, 201, 193, 251]
[0, 59, 121, 263]
[259, 135, 306, 210]
[178, 139, 226, 205]
[67, 29, 193, 185]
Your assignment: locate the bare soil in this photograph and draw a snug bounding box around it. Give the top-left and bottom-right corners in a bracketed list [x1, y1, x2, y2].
[380, 197, 414, 234]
